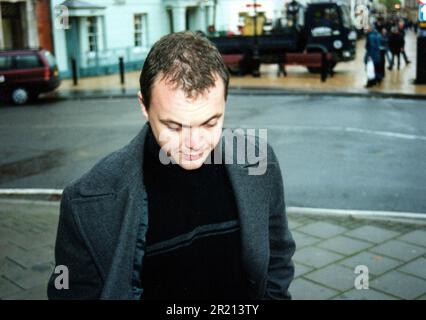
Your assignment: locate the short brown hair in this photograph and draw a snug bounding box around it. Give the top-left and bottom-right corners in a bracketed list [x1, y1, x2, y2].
[139, 31, 229, 109]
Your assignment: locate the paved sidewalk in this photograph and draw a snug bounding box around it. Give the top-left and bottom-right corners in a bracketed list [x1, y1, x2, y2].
[52, 30, 426, 99]
[288, 213, 426, 300]
[0, 199, 425, 300]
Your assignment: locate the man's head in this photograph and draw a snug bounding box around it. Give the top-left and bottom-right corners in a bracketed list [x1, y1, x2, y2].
[138, 31, 230, 170]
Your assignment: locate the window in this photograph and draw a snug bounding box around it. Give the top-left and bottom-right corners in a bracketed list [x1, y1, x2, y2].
[15, 55, 42, 69]
[0, 56, 13, 70]
[134, 14, 148, 47]
[87, 16, 98, 52]
[312, 6, 340, 29]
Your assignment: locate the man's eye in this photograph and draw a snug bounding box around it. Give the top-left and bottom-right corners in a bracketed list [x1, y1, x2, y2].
[168, 126, 181, 131]
[205, 121, 217, 128]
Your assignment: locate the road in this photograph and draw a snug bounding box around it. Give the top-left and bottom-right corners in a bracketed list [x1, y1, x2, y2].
[0, 94, 425, 213]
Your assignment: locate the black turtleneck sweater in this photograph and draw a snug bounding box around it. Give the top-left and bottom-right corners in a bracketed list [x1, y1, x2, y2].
[140, 125, 249, 300]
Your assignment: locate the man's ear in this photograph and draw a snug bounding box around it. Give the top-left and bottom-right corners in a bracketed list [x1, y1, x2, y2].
[138, 91, 149, 121]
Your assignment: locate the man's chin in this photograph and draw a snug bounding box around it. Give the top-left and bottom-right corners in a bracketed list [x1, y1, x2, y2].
[177, 162, 204, 170]
[172, 153, 209, 171]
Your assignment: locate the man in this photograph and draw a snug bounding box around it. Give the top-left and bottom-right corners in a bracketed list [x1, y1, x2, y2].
[47, 32, 295, 300]
[364, 26, 383, 87]
[388, 26, 404, 71]
[398, 20, 411, 66]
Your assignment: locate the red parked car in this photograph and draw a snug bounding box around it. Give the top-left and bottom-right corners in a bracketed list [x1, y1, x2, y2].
[0, 48, 61, 104]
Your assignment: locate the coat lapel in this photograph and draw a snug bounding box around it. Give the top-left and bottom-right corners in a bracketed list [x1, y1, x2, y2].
[73, 124, 150, 299]
[99, 125, 150, 299]
[99, 191, 146, 299]
[71, 194, 121, 282]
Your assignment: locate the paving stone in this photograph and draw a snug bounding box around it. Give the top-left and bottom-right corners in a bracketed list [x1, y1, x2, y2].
[304, 264, 355, 291]
[345, 226, 399, 244]
[3, 262, 53, 290]
[294, 263, 314, 278]
[297, 222, 348, 239]
[293, 247, 344, 268]
[7, 245, 54, 268]
[398, 257, 426, 280]
[0, 258, 27, 278]
[333, 288, 397, 300]
[0, 277, 23, 298]
[0, 243, 28, 262]
[289, 278, 339, 300]
[288, 219, 304, 229]
[339, 251, 402, 276]
[0, 227, 18, 243]
[11, 232, 57, 251]
[371, 271, 426, 300]
[3, 284, 47, 300]
[370, 240, 426, 262]
[292, 230, 321, 248]
[317, 236, 372, 256]
[397, 230, 426, 248]
[7, 232, 54, 251]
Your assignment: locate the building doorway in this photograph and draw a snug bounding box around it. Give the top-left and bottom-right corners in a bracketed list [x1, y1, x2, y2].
[186, 6, 197, 31]
[65, 17, 81, 78]
[1, 1, 26, 49]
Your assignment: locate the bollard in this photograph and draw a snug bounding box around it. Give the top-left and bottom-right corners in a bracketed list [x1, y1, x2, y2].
[251, 49, 261, 78]
[71, 58, 78, 86]
[119, 57, 125, 84]
[320, 52, 327, 82]
[415, 36, 426, 84]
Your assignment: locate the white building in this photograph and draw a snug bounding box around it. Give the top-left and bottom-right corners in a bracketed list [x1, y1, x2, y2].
[51, 0, 216, 77]
[52, 0, 361, 78]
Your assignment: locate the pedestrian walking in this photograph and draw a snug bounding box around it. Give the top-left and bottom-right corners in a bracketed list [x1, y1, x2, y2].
[364, 26, 383, 87]
[381, 28, 391, 65]
[398, 21, 412, 66]
[378, 28, 390, 79]
[388, 26, 403, 71]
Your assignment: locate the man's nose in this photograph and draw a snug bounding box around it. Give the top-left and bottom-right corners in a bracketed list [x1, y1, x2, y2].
[183, 127, 203, 151]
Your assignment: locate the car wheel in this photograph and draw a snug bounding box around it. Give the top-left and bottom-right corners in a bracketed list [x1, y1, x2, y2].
[11, 88, 29, 105]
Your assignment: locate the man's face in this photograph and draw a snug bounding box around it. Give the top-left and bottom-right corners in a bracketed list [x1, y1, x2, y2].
[138, 74, 226, 170]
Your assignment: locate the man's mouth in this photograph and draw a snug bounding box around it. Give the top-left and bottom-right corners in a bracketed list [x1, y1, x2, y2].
[182, 151, 204, 161]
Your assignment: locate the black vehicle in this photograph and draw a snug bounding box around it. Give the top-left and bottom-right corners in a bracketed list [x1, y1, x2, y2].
[303, 1, 357, 71]
[209, 0, 357, 75]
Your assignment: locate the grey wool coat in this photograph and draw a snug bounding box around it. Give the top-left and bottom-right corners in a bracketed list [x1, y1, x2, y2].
[47, 123, 296, 300]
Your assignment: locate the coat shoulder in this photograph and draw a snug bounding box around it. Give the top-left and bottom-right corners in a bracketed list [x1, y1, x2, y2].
[66, 147, 130, 199]
[65, 129, 147, 199]
[226, 127, 280, 166]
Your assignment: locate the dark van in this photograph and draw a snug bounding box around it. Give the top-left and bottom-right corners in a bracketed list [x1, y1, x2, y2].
[0, 49, 61, 105]
[304, 1, 357, 64]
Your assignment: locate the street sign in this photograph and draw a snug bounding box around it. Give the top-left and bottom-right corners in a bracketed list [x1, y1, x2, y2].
[420, 4, 426, 22]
